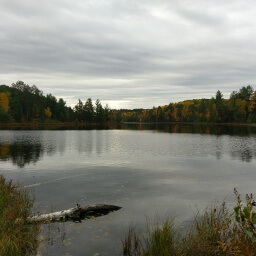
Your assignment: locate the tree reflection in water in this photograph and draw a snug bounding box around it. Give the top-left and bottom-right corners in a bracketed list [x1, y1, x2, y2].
[0, 142, 43, 168]
[0, 124, 256, 168]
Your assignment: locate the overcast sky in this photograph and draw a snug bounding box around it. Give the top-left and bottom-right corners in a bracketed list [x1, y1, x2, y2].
[1, 0, 256, 109]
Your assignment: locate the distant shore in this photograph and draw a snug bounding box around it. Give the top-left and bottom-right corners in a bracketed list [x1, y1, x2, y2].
[0, 121, 122, 129]
[123, 121, 256, 126]
[0, 121, 255, 130]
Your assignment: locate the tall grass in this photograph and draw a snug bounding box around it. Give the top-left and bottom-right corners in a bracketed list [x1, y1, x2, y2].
[0, 175, 40, 256]
[123, 191, 256, 256]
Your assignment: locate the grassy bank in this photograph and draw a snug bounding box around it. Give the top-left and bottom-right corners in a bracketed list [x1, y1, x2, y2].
[0, 175, 40, 256]
[123, 189, 256, 256]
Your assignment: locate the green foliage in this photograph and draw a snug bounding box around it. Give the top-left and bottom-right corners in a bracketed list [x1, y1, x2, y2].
[73, 98, 110, 123]
[11, 97, 22, 122]
[233, 188, 256, 243]
[1, 82, 256, 124]
[0, 107, 11, 123]
[117, 86, 255, 123]
[95, 99, 104, 123]
[145, 219, 180, 256]
[74, 99, 84, 120]
[73, 98, 94, 122]
[0, 82, 75, 123]
[83, 97, 94, 122]
[239, 85, 254, 101]
[55, 98, 67, 121]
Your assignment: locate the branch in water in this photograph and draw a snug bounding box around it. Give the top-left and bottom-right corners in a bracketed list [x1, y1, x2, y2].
[28, 204, 122, 223]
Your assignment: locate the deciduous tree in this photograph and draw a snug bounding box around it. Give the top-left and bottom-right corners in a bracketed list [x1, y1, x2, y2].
[45, 107, 52, 118]
[0, 92, 10, 112]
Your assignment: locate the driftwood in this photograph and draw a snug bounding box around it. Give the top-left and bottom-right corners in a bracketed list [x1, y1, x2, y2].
[28, 204, 122, 223]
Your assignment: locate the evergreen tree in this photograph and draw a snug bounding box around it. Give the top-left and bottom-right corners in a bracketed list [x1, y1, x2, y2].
[83, 98, 94, 122]
[74, 99, 84, 121]
[215, 90, 226, 122]
[95, 99, 104, 123]
[11, 97, 22, 122]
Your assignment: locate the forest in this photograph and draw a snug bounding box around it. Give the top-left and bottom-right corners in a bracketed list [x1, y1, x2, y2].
[120, 85, 256, 123]
[0, 81, 256, 124]
[0, 81, 110, 123]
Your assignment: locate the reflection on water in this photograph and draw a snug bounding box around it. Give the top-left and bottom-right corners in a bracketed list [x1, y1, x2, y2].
[0, 124, 256, 167]
[123, 123, 256, 136]
[0, 142, 43, 168]
[1, 124, 256, 255]
[0, 132, 44, 168]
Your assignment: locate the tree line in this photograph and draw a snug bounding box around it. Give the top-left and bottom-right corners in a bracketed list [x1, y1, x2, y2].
[0, 81, 256, 124]
[0, 81, 110, 123]
[119, 85, 256, 123]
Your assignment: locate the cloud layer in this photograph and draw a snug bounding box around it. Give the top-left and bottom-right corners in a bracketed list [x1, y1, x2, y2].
[1, 0, 256, 108]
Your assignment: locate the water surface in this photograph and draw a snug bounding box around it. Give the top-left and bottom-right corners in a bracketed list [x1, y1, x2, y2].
[1, 124, 256, 255]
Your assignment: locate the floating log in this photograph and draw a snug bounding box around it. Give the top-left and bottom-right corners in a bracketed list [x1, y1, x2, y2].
[28, 204, 122, 223]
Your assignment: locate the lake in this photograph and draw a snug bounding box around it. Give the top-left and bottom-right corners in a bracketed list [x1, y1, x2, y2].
[1, 123, 256, 255]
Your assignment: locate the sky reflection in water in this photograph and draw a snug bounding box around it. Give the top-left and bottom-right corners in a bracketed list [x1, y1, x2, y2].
[0, 124, 256, 255]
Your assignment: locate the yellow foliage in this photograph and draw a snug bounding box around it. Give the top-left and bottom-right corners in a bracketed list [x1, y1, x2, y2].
[172, 125, 178, 133]
[205, 110, 210, 121]
[0, 92, 10, 112]
[45, 107, 52, 118]
[249, 91, 256, 113]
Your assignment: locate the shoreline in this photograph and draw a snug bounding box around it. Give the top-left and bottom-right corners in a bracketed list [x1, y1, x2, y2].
[123, 121, 256, 126]
[0, 121, 255, 129]
[0, 121, 122, 129]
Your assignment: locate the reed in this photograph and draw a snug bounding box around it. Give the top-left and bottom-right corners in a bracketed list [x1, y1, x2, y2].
[123, 191, 256, 256]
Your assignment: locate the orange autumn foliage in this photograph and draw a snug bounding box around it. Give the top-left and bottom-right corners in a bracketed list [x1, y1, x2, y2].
[0, 92, 10, 112]
[0, 144, 9, 159]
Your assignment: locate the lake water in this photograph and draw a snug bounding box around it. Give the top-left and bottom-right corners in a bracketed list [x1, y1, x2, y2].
[1, 124, 256, 255]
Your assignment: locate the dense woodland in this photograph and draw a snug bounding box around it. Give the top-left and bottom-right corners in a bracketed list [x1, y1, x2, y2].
[120, 85, 256, 123]
[0, 81, 256, 124]
[0, 81, 110, 123]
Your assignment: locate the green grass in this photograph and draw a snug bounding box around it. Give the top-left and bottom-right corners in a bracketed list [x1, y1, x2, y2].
[0, 175, 40, 256]
[122, 191, 256, 256]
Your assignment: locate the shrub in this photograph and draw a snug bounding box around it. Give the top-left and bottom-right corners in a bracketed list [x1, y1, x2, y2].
[122, 189, 256, 256]
[0, 175, 40, 255]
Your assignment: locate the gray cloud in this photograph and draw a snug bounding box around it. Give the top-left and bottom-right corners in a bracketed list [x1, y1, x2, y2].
[1, 0, 256, 108]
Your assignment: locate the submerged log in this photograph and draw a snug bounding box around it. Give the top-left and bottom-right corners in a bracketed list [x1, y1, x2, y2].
[28, 204, 122, 223]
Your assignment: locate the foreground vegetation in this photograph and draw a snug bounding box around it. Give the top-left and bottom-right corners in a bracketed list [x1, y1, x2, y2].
[1, 81, 256, 124]
[0, 175, 40, 255]
[2, 172, 256, 256]
[123, 189, 256, 256]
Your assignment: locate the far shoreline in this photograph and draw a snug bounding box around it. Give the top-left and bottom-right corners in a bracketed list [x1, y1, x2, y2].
[123, 121, 256, 126]
[0, 121, 122, 129]
[0, 121, 255, 130]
